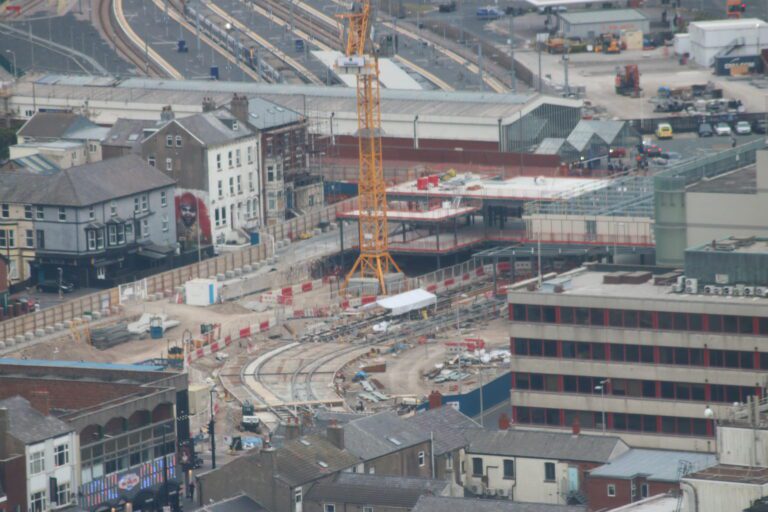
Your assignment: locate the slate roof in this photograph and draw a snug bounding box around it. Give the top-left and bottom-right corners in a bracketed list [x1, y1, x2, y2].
[201, 494, 267, 512]
[466, 429, 628, 463]
[0, 154, 175, 207]
[18, 112, 101, 140]
[103, 118, 163, 149]
[174, 111, 253, 146]
[2, 153, 60, 174]
[589, 449, 717, 482]
[242, 97, 303, 130]
[274, 434, 359, 486]
[344, 411, 431, 461]
[412, 496, 587, 512]
[0, 396, 72, 444]
[406, 406, 481, 456]
[306, 473, 449, 508]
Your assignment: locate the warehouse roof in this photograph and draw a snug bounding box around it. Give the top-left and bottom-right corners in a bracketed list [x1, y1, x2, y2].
[467, 429, 628, 463]
[0, 155, 174, 207]
[589, 449, 716, 482]
[558, 9, 647, 25]
[690, 18, 768, 31]
[305, 474, 449, 508]
[0, 396, 72, 444]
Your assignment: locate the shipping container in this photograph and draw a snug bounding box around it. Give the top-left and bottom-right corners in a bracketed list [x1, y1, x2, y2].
[715, 54, 764, 75]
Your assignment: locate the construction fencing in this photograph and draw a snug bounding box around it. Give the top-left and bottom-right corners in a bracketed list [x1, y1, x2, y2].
[0, 198, 358, 344]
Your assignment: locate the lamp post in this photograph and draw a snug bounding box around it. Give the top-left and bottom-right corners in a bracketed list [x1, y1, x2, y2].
[209, 388, 217, 469]
[594, 379, 609, 433]
[57, 267, 63, 300]
[5, 50, 17, 79]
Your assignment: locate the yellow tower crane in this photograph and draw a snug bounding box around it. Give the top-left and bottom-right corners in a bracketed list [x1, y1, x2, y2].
[338, 0, 401, 294]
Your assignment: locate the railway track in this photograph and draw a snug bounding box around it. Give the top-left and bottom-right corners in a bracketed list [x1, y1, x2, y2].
[98, 0, 168, 77]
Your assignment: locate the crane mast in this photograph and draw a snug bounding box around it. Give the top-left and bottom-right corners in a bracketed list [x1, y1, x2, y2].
[338, 0, 401, 293]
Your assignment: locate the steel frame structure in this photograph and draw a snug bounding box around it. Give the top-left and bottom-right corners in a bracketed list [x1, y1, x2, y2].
[339, 0, 401, 293]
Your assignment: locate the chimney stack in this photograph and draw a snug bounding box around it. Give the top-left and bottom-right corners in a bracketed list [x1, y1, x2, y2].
[202, 97, 217, 112]
[230, 93, 249, 125]
[29, 390, 50, 417]
[285, 417, 300, 441]
[571, 417, 581, 436]
[160, 105, 175, 122]
[326, 419, 345, 450]
[498, 413, 511, 431]
[428, 390, 443, 410]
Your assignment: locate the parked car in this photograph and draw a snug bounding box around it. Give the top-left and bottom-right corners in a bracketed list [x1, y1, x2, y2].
[698, 123, 714, 137]
[753, 119, 767, 134]
[36, 280, 75, 293]
[714, 122, 732, 136]
[643, 144, 663, 158]
[655, 123, 673, 139]
[735, 120, 752, 135]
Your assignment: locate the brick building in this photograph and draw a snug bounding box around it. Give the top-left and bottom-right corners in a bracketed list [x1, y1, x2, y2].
[584, 449, 715, 511]
[0, 358, 189, 512]
[507, 264, 768, 451]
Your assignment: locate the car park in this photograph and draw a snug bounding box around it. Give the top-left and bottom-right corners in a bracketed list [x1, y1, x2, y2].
[655, 123, 673, 139]
[698, 123, 714, 137]
[753, 120, 767, 134]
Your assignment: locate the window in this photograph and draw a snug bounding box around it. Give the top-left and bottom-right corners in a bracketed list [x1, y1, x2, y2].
[29, 490, 46, 512]
[229, 177, 235, 195]
[237, 175, 242, 194]
[108, 225, 117, 245]
[324, 505, 336, 512]
[472, 457, 483, 476]
[36, 205, 44, 219]
[89, 205, 95, 220]
[166, 135, 173, 147]
[166, 158, 173, 171]
[236, 148, 241, 166]
[418, 451, 425, 467]
[1, 204, 8, 218]
[161, 191, 168, 207]
[148, 155, 156, 167]
[142, 219, 149, 238]
[24, 204, 32, 219]
[117, 224, 125, 244]
[89, 142, 97, 153]
[162, 214, 169, 232]
[141, 194, 148, 211]
[218, 180, 223, 198]
[228, 151, 233, 168]
[362, 507, 373, 512]
[607, 484, 616, 497]
[215, 208, 220, 227]
[175, 135, 183, 147]
[96, 228, 104, 249]
[249, 172, 254, 191]
[294, 488, 302, 504]
[0, 230, 15, 248]
[247, 145, 253, 163]
[87, 230, 96, 251]
[641, 483, 649, 498]
[56, 481, 71, 505]
[29, 449, 45, 474]
[58, 207, 66, 221]
[268, 167, 274, 182]
[36, 230, 45, 249]
[26, 229, 34, 248]
[55, 443, 70, 466]
[216, 153, 222, 171]
[503, 459, 515, 479]
[446, 455, 453, 470]
[544, 462, 556, 481]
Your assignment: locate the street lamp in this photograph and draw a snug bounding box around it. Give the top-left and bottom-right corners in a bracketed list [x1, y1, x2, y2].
[5, 50, 17, 79]
[594, 378, 609, 433]
[57, 267, 63, 300]
[161, 423, 172, 509]
[209, 388, 217, 469]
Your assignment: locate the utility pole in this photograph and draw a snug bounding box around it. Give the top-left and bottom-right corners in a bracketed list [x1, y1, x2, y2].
[209, 389, 217, 469]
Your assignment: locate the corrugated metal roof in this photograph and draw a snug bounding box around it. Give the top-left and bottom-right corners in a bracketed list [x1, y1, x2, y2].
[559, 9, 647, 25]
[536, 138, 567, 155]
[589, 449, 717, 482]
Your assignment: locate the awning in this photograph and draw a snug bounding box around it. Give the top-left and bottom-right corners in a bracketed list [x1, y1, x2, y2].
[138, 243, 176, 260]
[376, 289, 437, 316]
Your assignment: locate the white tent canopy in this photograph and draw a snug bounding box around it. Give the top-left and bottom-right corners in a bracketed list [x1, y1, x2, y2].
[376, 289, 437, 316]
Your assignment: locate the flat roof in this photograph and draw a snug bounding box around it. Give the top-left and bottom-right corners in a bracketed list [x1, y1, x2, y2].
[606, 495, 678, 512]
[0, 358, 165, 372]
[690, 18, 768, 30]
[688, 237, 768, 254]
[558, 9, 647, 25]
[312, 51, 422, 90]
[589, 449, 716, 482]
[686, 464, 768, 484]
[515, 267, 768, 306]
[388, 173, 609, 201]
[337, 205, 479, 222]
[687, 165, 756, 194]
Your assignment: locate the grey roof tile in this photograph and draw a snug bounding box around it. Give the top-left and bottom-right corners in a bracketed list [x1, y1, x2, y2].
[344, 411, 431, 460]
[306, 473, 449, 508]
[466, 429, 627, 463]
[103, 118, 163, 149]
[17, 112, 91, 139]
[202, 494, 267, 512]
[0, 154, 174, 207]
[413, 496, 586, 512]
[0, 396, 72, 444]
[243, 97, 303, 130]
[175, 111, 253, 146]
[406, 406, 481, 456]
[274, 434, 359, 486]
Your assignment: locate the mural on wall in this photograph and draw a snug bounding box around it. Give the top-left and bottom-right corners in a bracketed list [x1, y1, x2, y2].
[175, 190, 212, 251]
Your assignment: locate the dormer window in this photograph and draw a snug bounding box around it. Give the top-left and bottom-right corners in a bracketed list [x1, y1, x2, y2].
[233, 121, 239, 131]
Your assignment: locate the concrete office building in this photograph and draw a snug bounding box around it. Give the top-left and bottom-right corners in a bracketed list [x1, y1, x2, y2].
[507, 264, 768, 452]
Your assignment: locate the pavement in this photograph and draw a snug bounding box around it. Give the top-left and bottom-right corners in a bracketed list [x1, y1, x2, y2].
[10, 286, 101, 311]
